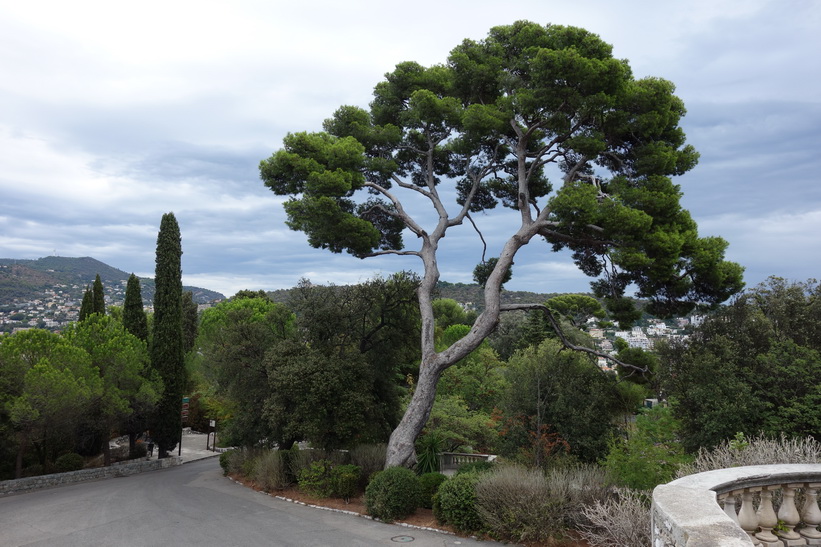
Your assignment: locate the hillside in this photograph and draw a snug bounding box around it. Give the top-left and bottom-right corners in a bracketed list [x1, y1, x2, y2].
[268, 280, 568, 312]
[0, 256, 224, 305]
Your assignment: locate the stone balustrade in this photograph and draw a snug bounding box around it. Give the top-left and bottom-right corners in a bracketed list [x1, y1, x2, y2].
[652, 464, 821, 546]
[438, 452, 496, 475]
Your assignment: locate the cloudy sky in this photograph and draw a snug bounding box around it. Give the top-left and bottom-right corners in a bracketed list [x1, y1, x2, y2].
[2, 0, 819, 298]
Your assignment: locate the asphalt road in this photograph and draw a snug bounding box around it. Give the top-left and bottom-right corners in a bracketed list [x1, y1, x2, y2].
[0, 457, 502, 547]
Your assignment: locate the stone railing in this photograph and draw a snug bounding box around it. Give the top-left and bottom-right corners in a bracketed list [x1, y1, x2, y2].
[438, 452, 496, 475]
[0, 456, 181, 496]
[652, 464, 821, 546]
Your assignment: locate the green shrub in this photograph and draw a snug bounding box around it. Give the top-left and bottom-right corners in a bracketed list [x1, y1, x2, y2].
[433, 472, 483, 533]
[254, 450, 288, 491]
[219, 450, 234, 475]
[418, 472, 447, 509]
[330, 464, 361, 502]
[456, 460, 494, 475]
[365, 466, 421, 521]
[288, 446, 348, 483]
[298, 460, 336, 497]
[415, 433, 443, 474]
[298, 460, 361, 500]
[54, 453, 85, 473]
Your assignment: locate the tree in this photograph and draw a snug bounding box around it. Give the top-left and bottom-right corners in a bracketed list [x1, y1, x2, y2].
[63, 314, 160, 466]
[196, 296, 294, 446]
[260, 21, 743, 467]
[92, 274, 105, 315]
[263, 340, 375, 450]
[181, 291, 198, 353]
[545, 294, 605, 329]
[284, 273, 422, 441]
[150, 212, 185, 458]
[659, 277, 821, 451]
[502, 338, 619, 464]
[0, 329, 101, 478]
[78, 286, 93, 322]
[123, 274, 148, 342]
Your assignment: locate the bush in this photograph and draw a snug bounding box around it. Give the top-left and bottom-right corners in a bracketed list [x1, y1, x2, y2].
[298, 460, 336, 497]
[418, 472, 447, 509]
[298, 460, 361, 501]
[254, 450, 288, 491]
[54, 453, 85, 473]
[578, 488, 651, 547]
[365, 466, 421, 521]
[415, 433, 443, 474]
[433, 472, 483, 533]
[221, 447, 261, 476]
[349, 443, 386, 488]
[219, 450, 234, 475]
[475, 465, 563, 542]
[546, 463, 613, 529]
[677, 433, 821, 478]
[330, 464, 361, 502]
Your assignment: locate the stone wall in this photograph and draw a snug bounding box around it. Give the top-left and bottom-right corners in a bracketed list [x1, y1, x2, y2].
[0, 456, 181, 496]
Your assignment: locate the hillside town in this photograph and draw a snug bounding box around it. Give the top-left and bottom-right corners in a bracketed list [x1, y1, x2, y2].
[0, 281, 130, 332]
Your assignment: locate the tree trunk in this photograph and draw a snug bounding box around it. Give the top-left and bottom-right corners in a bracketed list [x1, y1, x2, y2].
[15, 431, 27, 479]
[385, 362, 442, 468]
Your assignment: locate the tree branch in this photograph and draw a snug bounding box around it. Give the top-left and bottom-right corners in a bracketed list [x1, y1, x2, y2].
[465, 213, 488, 262]
[499, 303, 649, 375]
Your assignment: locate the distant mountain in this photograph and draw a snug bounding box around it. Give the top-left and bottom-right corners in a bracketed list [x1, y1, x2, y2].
[267, 279, 567, 313]
[0, 256, 225, 305]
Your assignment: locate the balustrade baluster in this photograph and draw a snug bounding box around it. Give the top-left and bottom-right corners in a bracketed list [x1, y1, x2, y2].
[801, 483, 821, 545]
[738, 488, 762, 546]
[720, 491, 740, 524]
[777, 483, 804, 545]
[755, 486, 781, 546]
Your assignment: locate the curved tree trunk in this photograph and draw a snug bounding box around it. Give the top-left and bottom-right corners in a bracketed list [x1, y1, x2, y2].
[385, 362, 442, 468]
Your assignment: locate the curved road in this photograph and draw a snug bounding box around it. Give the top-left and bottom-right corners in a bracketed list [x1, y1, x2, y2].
[0, 458, 501, 546]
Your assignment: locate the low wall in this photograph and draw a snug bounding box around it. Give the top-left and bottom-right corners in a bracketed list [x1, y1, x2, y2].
[0, 456, 181, 496]
[652, 463, 821, 546]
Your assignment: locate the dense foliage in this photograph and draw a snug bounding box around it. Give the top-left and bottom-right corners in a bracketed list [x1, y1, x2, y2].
[659, 277, 821, 451]
[150, 212, 185, 457]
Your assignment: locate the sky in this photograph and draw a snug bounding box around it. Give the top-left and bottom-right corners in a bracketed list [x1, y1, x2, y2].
[1, 0, 819, 299]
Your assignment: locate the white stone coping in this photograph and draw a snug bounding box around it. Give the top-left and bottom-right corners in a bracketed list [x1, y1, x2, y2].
[652, 464, 821, 547]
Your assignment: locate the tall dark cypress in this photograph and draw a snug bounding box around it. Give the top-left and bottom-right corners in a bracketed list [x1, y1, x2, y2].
[92, 274, 106, 315]
[79, 286, 93, 321]
[123, 273, 149, 341]
[150, 212, 185, 458]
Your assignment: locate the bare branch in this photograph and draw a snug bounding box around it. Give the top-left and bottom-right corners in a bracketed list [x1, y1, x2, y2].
[500, 303, 649, 375]
[465, 213, 488, 262]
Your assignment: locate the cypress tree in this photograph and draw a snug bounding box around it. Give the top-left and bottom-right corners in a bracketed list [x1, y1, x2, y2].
[181, 291, 199, 353]
[92, 274, 106, 315]
[79, 286, 93, 321]
[150, 212, 185, 458]
[123, 273, 149, 342]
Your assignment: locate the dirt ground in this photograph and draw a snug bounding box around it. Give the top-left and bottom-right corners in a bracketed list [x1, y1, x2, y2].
[228, 474, 591, 546]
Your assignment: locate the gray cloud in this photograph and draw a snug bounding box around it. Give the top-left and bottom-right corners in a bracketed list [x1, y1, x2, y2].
[1, 0, 819, 299]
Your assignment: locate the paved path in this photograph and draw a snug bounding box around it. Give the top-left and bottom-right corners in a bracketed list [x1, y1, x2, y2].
[1, 454, 504, 547]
